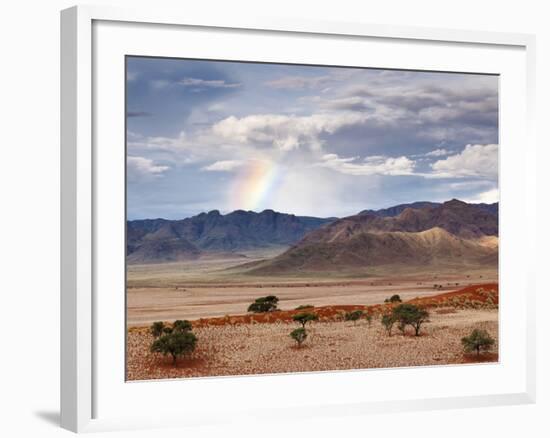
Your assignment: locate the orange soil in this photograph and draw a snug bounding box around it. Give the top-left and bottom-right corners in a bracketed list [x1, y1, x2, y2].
[129, 283, 498, 331]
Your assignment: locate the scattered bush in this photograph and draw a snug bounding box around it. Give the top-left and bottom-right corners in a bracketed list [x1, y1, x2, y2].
[150, 331, 197, 366]
[173, 319, 192, 333]
[150, 321, 165, 338]
[248, 295, 279, 313]
[344, 309, 364, 324]
[295, 304, 314, 311]
[365, 313, 373, 327]
[290, 328, 307, 347]
[384, 294, 402, 303]
[392, 304, 430, 336]
[293, 312, 318, 328]
[461, 329, 495, 356]
[381, 314, 396, 336]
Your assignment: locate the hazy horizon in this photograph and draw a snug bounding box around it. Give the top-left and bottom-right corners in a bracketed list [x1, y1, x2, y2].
[127, 57, 499, 220]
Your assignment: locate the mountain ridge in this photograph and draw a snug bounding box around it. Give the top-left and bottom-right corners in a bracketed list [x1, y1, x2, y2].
[127, 200, 499, 267]
[359, 201, 498, 218]
[240, 199, 499, 275]
[127, 209, 335, 262]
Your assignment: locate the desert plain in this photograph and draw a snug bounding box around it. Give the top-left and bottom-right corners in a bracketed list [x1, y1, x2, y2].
[127, 250, 498, 380]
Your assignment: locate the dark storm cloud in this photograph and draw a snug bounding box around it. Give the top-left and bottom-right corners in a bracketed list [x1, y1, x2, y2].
[126, 57, 243, 137]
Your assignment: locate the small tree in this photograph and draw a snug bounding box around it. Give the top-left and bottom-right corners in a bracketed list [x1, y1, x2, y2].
[461, 329, 495, 356]
[150, 332, 197, 366]
[384, 294, 402, 303]
[150, 321, 165, 338]
[381, 314, 395, 336]
[392, 304, 430, 336]
[344, 310, 364, 325]
[248, 295, 279, 313]
[173, 319, 192, 333]
[290, 328, 307, 347]
[162, 326, 173, 335]
[293, 312, 318, 328]
[365, 313, 373, 327]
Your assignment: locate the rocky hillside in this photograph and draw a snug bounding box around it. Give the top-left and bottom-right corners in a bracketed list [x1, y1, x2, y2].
[127, 209, 334, 262]
[243, 199, 498, 274]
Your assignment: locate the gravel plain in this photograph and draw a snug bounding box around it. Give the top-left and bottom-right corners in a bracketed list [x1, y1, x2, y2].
[127, 307, 498, 381]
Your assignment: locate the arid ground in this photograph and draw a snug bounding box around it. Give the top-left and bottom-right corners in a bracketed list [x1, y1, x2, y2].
[127, 289, 498, 380]
[126, 253, 499, 380]
[127, 250, 498, 326]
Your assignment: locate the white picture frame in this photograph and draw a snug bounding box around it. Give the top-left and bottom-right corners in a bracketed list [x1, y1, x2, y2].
[60, 4, 537, 433]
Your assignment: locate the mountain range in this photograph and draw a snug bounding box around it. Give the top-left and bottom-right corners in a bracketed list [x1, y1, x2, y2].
[127, 200, 499, 270]
[240, 199, 499, 275]
[359, 201, 498, 218]
[127, 209, 333, 263]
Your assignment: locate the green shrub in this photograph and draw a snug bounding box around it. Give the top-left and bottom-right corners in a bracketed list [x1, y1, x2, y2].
[392, 304, 430, 336]
[384, 294, 402, 303]
[292, 312, 318, 328]
[461, 329, 495, 355]
[344, 310, 364, 324]
[173, 320, 192, 333]
[248, 295, 279, 313]
[290, 328, 307, 347]
[150, 332, 197, 366]
[150, 321, 165, 338]
[365, 313, 373, 327]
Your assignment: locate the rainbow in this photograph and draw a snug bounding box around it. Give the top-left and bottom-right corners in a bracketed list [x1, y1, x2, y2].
[229, 160, 280, 211]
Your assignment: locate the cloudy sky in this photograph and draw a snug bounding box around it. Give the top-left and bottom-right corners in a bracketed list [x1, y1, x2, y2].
[126, 56, 499, 220]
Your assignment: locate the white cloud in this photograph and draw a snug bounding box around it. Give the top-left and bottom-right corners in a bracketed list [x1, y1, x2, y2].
[265, 75, 333, 90]
[320, 96, 371, 111]
[431, 144, 498, 178]
[425, 148, 451, 157]
[150, 79, 170, 90]
[212, 113, 370, 151]
[127, 156, 169, 181]
[464, 188, 500, 204]
[128, 131, 189, 152]
[207, 103, 225, 112]
[318, 153, 416, 176]
[179, 77, 241, 89]
[202, 160, 244, 172]
[265, 70, 358, 90]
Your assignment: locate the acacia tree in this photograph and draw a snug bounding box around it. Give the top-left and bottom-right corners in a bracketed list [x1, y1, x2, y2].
[248, 295, 279, 313]
[173, 319, 192, 333]
[290, 328, 307, 347]
[150, 321, 165, 338]
[292, 312, 318, 328]
[392, 304, 430, 336]
[150, 331, 197, 366]
[461, 329, 495, 356]
[381, 314, 395, 336]
[384, 294, 402, 303]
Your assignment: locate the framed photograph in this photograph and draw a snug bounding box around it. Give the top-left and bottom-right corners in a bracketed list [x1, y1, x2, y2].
[61, 5, 536, 432]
